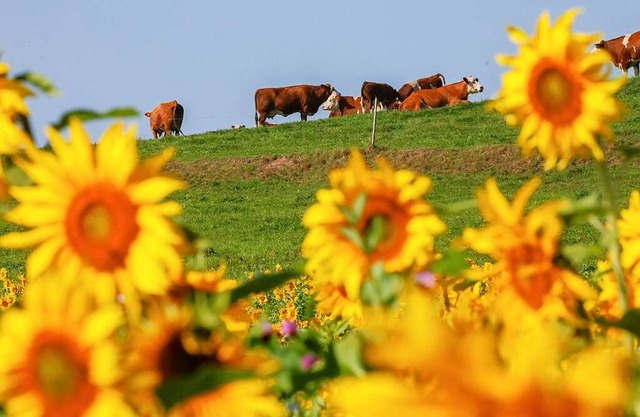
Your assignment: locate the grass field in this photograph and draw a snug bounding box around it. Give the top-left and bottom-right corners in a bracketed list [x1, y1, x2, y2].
[3, 77, 640, 279]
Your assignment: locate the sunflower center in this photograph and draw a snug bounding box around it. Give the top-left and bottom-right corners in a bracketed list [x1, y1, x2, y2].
[358, 198, 409, 262]
[36, 346, 81, 399]
[65, 183, 140, 272]
[529, 58, 582, 125]
[28, 330, 96, 413]
[505, 241, 554, 309]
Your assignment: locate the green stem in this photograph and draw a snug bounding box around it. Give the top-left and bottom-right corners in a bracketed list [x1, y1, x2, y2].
[596, 160, 629, 314]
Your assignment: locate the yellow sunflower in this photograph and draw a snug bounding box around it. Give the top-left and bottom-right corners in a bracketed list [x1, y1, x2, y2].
[490, 9, 625, 170]
[0, 61, 35, 154]
[0, 119, 187, 315]
[124, 300, 282, 417]
[461, 178, 586, 309]
[618, 190, 640, 278]
[314, 281, 364, 326]
[302, 149, 446, 300]
[0, 275, 135, 417]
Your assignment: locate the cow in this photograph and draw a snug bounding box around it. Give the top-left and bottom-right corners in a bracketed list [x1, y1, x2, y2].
[254, 83, 335, 126]
[397, 73, 446, 101]
[361, 81, 400, 113]
[399, 76, 484, 111]
[231, 124, 246, 129]
[595, 31, 640, 76]
[322, 91, 364, 117]
[144, 100, 184, 139]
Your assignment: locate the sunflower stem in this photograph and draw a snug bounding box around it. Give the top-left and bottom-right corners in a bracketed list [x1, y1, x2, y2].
[596, 159, 630, 314]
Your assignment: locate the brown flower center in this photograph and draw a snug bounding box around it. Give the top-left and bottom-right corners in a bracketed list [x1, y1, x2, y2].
[28, 331, 97, 414]
[529, 58, 583, 125]
[65, 183, 140, 272]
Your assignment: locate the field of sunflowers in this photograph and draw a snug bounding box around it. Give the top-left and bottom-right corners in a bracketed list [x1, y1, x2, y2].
[2, 8, 640, 417]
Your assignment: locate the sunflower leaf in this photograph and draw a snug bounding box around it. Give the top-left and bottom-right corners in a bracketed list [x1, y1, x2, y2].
[559, 193, 604, 224]
[14, 71, 60, 95]
[340, 226, 365, 250]
[595, 309, 640, 337]
[229, 270, 298, 303]
[51, 106, 139, 130]
[430, 249, 469, 276]
[156, 366, 255, 410]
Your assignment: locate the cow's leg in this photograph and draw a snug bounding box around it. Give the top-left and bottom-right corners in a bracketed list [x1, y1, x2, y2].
[635, 64, 639, 76]
[300, 113, 308, 122]
[258, 113, 268, 126]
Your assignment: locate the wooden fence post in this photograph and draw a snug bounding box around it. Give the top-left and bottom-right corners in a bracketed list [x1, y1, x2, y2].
[370, 97, 378, 148]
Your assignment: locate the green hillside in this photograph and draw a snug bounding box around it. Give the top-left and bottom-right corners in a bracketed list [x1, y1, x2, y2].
[5, 78, 640, 279]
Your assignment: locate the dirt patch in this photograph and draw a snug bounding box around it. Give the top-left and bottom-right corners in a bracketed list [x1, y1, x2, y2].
[166, 144, 637, 184]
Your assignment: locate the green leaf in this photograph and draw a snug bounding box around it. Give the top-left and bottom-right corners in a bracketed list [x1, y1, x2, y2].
[339, 193, 367, 225]
[364, 215, 386, 253]
[51, 106, 139, 130]
[430, 249, 469, 276]
[14, 71, 60, 95]
[559, 193, 604, 224]
[452, 279, 477, 292]
[340, 226, 365, 250]
[560, 244, 603, 268]
[436, 199, 477, 216]
[229, 270, 299, 303]
[333, 334, 366, 376]
[596, 309, 640, 336]
[156, 366, 254, 410]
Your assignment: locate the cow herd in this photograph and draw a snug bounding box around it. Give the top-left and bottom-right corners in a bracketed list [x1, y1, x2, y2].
[253, 74, 484, 127]
[143, 28, 640, 138]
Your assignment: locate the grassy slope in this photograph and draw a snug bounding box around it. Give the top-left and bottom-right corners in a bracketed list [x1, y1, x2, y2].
[3, 78, 640, 278]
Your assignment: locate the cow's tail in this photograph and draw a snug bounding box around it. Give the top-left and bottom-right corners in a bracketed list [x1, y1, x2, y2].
[437, 73, 446, 85]
[254, 90, 260, 127]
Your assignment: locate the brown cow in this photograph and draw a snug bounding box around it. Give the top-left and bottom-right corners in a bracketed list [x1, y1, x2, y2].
[322, 91, 364, 117]
[595, 31, 640, 76]
[399, 76, 484, 111]
[254, 83, 335, 126]
[361, 81, 399, 112]
[144, 100, 184, 139]
[397, 73, 446, 101]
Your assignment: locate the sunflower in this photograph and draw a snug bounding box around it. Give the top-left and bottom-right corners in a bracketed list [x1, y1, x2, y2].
[124, 300, 282, 417]
[461, 178, 582, 309]
[0, 275, 135, 417]
[490, 9, 625, 170]
[0, 119, 187, 315]
[0, 61, 35, 154]
[618, 190, 640, 278]
[313, 281, 364, 326]
[302, 149, 446, 300]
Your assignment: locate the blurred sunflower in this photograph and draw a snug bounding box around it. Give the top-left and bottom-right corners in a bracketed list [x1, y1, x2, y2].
[0, 275, 134, 416]
[490, 9, 625, 170]
[0, 119, 187, 316]
[314, 281, 364, 326]
[124, 300, 283, 417]
[0, 61, 35, 154]
[302, 149, 445, 300]
[461, 178, 589, 310]
[618, 190, 640, 278]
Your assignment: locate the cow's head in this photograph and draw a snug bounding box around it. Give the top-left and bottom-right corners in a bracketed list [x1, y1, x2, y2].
[594, 40, 605, 49]
[322, 90, 341, 111]
[463, 76, 484, 94]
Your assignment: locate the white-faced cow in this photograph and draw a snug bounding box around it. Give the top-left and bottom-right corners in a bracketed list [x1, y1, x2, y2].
[595, 31, 640, 76]
[254, 83, 335, 126]
[322, 91, 365, 117]
[399, 76, 484, 111]
[144, 100, 184, 139]
[360, 81, 400, 113]
[397, 73, 446, 101]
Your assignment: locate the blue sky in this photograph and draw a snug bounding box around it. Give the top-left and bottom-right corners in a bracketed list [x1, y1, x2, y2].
[3, 1, 639, 146]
